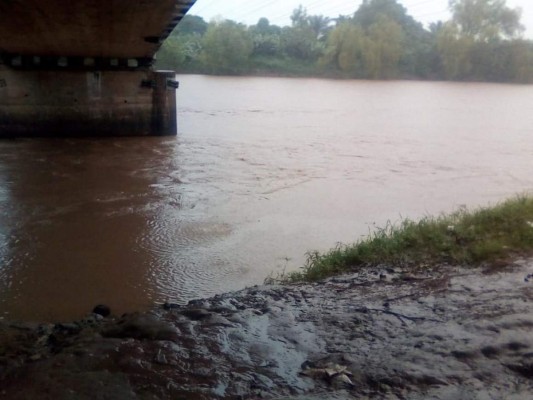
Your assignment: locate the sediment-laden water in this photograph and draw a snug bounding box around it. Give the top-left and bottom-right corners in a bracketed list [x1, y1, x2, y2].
[0, 76, 532, 321]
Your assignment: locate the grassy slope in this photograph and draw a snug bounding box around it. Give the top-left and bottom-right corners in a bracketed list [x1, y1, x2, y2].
[270, 195, 533, 283]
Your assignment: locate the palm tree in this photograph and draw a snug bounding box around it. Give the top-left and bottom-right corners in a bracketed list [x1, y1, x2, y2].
[308, 15, 331, 39]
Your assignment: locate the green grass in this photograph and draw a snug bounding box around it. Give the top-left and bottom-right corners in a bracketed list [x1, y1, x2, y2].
[268, 195, 533, 283]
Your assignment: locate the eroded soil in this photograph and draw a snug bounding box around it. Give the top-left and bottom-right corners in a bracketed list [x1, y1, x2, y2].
[1, 258, 533, 399]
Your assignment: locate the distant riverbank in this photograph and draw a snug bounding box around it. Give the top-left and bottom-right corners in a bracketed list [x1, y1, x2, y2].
[156, 4, 533, 84]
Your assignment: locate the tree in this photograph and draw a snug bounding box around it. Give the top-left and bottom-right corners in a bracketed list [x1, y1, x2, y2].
[322, 10, 405, 79]
[282, 5, 330, 61]
[256, 17, 271, 33]
[157, 15, 208, 71]
[200, 20, 253, 74]
[449, 0, 524, 41]
[170, 15, 208, 37]
[507, 40, 533, 82]
[250, 18, 282, 36]
[290, 5, 308, 28]
[437, 0, 526, 80]
[363, 15, 405, 78]
[321, 22, 365, 75]
[249, 18, 282, 57]
[307, 15, 331, 39]
[282, 7, 326, 60]
[352, 0, 429, 77]
[155, 37, 187, 70]
[354, 0, 414, 29]
[437, 22, 474, 79]
[281, 25, 320, 60]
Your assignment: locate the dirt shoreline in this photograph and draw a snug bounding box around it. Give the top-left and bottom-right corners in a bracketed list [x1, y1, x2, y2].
[1, 258, 533, 399]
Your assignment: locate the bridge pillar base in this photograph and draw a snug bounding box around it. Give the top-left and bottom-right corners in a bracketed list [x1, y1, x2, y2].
[0, 68, 177, 136]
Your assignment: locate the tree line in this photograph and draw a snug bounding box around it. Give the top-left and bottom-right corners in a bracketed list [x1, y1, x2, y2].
[155, 0, 533, 83]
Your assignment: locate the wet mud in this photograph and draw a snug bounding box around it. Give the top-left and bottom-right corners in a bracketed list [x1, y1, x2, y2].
[1, 258, 533, 399]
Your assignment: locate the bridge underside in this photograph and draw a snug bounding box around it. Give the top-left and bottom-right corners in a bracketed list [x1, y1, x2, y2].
[0, 0, 195, 136]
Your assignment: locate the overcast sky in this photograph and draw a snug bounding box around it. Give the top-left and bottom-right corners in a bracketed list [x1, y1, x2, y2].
[189, 0, 533, 38]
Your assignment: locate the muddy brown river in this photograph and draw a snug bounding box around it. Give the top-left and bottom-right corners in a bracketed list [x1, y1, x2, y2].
[0, 76, 532, 322]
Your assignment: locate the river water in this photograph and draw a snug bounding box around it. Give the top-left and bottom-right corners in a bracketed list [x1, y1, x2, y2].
[0, 76, 532, 321]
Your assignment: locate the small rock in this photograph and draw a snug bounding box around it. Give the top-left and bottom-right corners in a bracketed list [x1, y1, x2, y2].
[179, 308, 212, 321]
[203, 314, 233, 327]
[260, 307, 271, 315]
[29, 354, 42, 361]
[102, 314, 179, 341]
[209, 306, 238, 315]
[55, 323, 81, 334]
[163, 302, 180, 310]
[155, 349, 168, 364]
[331, 372, 355, 389]
[92, 304, 111, 317]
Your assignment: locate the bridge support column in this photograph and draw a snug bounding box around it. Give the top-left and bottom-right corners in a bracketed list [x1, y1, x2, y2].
[0, 68, 177, 136]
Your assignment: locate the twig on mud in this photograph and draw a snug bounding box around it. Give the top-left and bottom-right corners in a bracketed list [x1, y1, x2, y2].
[384, 287, 449, 304]
[352, 306, 444, 325]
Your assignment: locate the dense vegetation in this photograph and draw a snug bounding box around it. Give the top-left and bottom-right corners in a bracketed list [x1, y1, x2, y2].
[266, 195, 533, 283]
[155, 0, 533, 83]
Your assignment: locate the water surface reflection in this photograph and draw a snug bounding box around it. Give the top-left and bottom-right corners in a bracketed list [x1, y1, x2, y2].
[0, 139, 180, 320]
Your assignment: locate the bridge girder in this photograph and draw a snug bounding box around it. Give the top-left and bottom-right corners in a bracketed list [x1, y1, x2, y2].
[0, 0, 196, 61]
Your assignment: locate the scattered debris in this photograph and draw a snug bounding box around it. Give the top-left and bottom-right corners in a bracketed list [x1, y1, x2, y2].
[301, 362, 355, 388]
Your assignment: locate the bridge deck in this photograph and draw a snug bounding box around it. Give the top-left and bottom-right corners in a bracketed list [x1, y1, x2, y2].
[0, 0, 195, 59]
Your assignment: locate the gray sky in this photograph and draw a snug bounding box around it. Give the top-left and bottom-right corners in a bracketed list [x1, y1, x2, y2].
[189, 0, 533, 38]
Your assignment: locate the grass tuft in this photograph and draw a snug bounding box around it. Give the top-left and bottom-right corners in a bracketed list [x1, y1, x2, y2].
[268, 195, 533, 283]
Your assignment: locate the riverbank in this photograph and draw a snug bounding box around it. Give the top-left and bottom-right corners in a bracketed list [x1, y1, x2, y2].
[1, 256, 533, 399]
[273, 195, 533, 283]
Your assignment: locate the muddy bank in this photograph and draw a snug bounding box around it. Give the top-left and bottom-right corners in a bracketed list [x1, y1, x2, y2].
[1, 258, 533, 399]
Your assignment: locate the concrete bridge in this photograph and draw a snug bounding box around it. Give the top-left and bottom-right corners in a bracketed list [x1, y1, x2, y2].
[0, 0, 196, 136]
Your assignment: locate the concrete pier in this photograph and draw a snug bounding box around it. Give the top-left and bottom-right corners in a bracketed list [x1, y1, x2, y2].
[0, 68, 177, 137]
